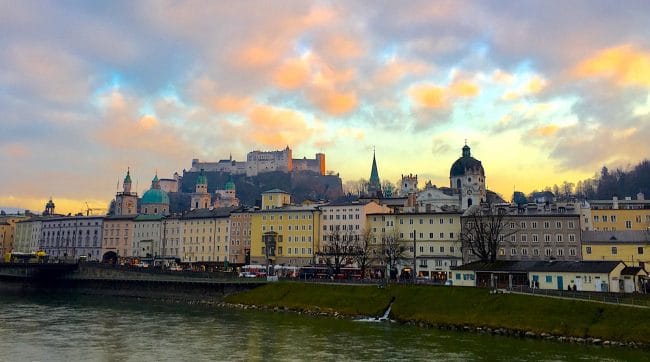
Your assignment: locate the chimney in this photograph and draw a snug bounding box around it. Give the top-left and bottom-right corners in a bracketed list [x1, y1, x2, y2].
[638, 192, 645, 201]
[612, 196, 619, 210]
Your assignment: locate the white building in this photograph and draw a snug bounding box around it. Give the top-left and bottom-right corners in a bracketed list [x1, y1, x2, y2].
[41, 216, 104, 260]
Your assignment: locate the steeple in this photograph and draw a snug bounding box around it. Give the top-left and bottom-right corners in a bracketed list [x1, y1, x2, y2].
[123, 168, 132, 193]
[367, 149, 382, 197]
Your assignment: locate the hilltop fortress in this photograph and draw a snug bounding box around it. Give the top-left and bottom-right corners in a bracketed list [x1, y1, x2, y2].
[190, 146, 326, 177]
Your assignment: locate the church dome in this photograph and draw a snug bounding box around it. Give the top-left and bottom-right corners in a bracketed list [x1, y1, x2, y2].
[141, 188, 169, 205]
[224, 179, 236, 190]
[450, 145, 485, 178]
[196, 169, 208, 185]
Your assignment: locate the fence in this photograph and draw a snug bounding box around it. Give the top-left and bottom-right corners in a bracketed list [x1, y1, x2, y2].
[509, 285, 650, 307]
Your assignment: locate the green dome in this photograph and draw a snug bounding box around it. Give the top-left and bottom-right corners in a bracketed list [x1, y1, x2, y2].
[141, 188, 169, 205]
[197, 174, 208, 185]
[225, 178, 235, 190]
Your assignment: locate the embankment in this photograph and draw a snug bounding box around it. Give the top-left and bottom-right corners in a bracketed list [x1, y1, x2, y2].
[224, 283, 650, 347]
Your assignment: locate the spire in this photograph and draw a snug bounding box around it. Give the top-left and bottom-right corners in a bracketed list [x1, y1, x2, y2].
[124, 167, 132, 184]
[462, 144, 471, 157]
[368, 149, 382, 197]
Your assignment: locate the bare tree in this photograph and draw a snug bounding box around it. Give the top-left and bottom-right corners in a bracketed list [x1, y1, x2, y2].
[351, 228, 375, 279]
[376, 229, 409, 281]
[316, 227, 354, 275]
[461, 204, 515, 262]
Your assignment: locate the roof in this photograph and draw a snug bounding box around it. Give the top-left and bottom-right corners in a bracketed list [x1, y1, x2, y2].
[104, 215, 137, 221]
[134, 214, 165, 221]
[263, 188, 290, 194]
[321, 198, 372, 207]
[452, 260, 622, 274]
[181, 207, 236, 220]
[581, 231, 649, 243]
[450, 145, 485, 178]
[257, 205, 320, 213]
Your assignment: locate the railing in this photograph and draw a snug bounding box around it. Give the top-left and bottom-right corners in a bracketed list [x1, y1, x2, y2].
[509, 285, 650, 307]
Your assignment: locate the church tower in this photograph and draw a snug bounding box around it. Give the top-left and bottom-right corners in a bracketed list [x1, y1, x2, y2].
[43, 198, 56, 216]
[367, 150, 383, 197]
[449, 144, 486, 210]
[191, 169, 211, 210]
[115, 169, 138, 216]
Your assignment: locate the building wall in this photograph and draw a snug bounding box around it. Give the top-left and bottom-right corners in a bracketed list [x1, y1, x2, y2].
[250, 208, 321, 266]
[133, 220, 162, 258]
[366, 212, 463, 280]
[14, 220, 33, 253]
[229, 212, 252, 265]
[41, 216, 104, 260]
[190, 148, 324, 176]
[261, 191, 291, 210]
[163, 218, 181, 259]
[591, 209, 650, 231]
[102, 218, 134, 258]
[180, 216, 230, 263]
[319, 201, 391, 248]
[0, 216, 28, 255]
[582, 243, 650, 267]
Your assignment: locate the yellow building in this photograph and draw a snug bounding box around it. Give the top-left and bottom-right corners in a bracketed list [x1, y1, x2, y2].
[250, 205, 321, 267]
[180, 208, 232, 264]
[261, 189, 291, 210]
[582, 231, 649, 268]
[589, 196, 650, 231]
[366, 212, 462, 281]
[0, 215, 28, 255]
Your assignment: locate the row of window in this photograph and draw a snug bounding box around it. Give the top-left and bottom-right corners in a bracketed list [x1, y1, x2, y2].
[262, 225, 312, 231]
[585, 246, 644, 255]
[509, 221, 575, 229]
[262, 214, 313, 220]
[499, 247, 578, 257]
[500, 234, 577, 243]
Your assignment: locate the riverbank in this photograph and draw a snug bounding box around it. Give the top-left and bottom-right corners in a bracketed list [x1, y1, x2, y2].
[224, 282, 650, 348]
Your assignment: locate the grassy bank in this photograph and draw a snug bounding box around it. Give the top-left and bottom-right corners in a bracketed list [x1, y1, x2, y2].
[225, 283, 650, 344]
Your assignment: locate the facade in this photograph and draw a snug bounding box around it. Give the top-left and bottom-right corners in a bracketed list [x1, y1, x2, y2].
[450, 144, 486, 210]
[163, 216, 182, 260]
[415, 183, 461, 212]
[180, 208, 233, 264]
[132, 215, 164, 258]
[114, 169, 138, 216]
[101, 215, 135, 260]
[451, 260, 628, 292]
[582, 230, 650, 268]
[318, 200, 392, 265]
[140, 175, 170, 215]
[0, 215, 28, 255]
[229, 209, 252, 265]
[14, 218, 34, 253]
[190, 146, 325, 176]
[589, 195, 650, 231]
[367, 212, 463, 281]
[40, 216, 104, 260]
[261, 189, 291, 210]
[494, 214, 582, 262]
[250, 205, 321, 267]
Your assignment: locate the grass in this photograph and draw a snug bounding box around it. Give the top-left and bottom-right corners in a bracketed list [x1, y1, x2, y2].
[225, 282, 650, 344]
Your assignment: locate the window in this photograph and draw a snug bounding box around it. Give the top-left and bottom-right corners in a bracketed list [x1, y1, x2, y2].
[520, 235, 527, 242]
[510, 222, 516, 229]
[638, 247, 644, 255]
[510, 248, 516, 256]
[532, 221, 538, 229]
[545, 276, 552, 283]
[499, 249, 505, 256]
[611, 247, 617, 255]
[611, 215, 617, 222]
[520, 222, 526, 229]
[625, 221, 632, 229]
[602, 215, 608, 222]
[440, 246, 444, 253]
[544, 234, 551, 242]
[556, 234, 563, 242]
[545, 248, 552, 256]
[586, 246, 592, 254]
[510, 234, 516, 242]
[568, 234, 576, 242]
[439, 232, 444, 238]
[533, 248, 539, 256]
[557, 248, 564, 256]
[569, 248, 576, 256]
[521, 248, 528, 255]
[593, 215, 599, 222]
[450, 247, 455, 253]
[544, 221, 550, 229]
[568, 221, 575, 229]
[532, 234, 538, 242]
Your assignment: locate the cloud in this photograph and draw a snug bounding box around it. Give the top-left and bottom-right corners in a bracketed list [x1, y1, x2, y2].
[575, 45, 650, 87]
[273, 58, 311, 89]
[409, 78, 480, 109]
[245, 105, 315, 148]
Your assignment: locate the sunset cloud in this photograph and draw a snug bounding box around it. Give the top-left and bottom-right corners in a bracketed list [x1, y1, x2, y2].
[575, 45, 650, 87]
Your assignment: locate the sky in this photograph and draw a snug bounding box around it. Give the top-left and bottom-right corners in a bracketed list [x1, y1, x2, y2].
[2, 0, 650, 214]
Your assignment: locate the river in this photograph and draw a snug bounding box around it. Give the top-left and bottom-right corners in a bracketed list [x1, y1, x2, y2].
[0, 293, 645, 361]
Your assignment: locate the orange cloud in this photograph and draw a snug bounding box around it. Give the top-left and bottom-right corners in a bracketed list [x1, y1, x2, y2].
[451, 80, 480, 97]
[501, 75, 547, 100]
[375, 59, 430, 85]
[575, 45, 650, 87]
[235, 44, 279, 68]
[2, 143, 30, 158]
[273, 58, 311, 89]
[531, 124, 560, 137]
[317, 35, 365, 60]
[409, 84, 447, 108]
[212, 95, 253, 113]
[309, 89, 358, 115]
[246, 105, 314, 147]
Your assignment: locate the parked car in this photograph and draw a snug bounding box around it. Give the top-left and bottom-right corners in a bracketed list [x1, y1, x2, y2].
[169, 266, 182, 272]
[444, 280, 453, 286]
[238, 271, 257, 278]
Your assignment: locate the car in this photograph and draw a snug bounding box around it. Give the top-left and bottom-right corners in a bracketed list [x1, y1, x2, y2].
[169, 266, 182, 272]
[444, 280, 453, 286]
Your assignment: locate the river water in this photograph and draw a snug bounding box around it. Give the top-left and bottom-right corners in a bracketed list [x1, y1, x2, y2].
[0, 293, 645, 361]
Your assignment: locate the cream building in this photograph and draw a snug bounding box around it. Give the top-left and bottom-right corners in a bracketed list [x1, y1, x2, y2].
[102, 215, 135, 260]
[366, 211, 463, 281]
[132, 215, 163, 259]
[180, 208, 233, 264]
[229, 209, 252, 265]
